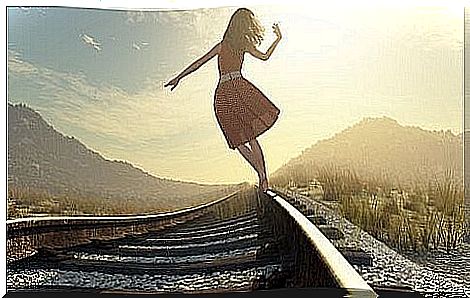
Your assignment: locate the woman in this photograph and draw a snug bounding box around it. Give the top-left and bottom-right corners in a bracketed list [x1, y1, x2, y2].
[165, 8, 282, 192]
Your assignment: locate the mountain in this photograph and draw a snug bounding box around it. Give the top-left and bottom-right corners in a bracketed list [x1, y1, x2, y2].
[271, 116, 463, 189]
[7, 102, 241, 215]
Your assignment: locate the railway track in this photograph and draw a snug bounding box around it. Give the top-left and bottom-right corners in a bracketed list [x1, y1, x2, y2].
[7, 186, 379, 296]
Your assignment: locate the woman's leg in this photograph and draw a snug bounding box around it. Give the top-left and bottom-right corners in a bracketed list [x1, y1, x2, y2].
[236, 143, 265, 188]
[249, 139, 268, 191]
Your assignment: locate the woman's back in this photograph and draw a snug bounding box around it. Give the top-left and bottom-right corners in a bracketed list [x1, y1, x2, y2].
[217, 41, 244, 75]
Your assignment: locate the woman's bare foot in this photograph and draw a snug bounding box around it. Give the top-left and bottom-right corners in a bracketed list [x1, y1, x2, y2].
[261, 177, 268, 192]
[258, 177, 264, 192]
[258, 173, 267, 192]
[258, 175, 268, 192]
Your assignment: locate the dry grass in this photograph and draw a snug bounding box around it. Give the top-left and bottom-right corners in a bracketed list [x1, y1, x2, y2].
[8, 186, 172, 219]
[274, 166, 466, 253]
[317, 164, 363, 201]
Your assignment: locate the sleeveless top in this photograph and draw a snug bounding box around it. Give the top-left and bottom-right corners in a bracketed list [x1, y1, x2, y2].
[217, 41, 244, 76]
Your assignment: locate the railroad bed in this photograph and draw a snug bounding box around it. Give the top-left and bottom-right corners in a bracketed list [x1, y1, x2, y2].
[7, 186, 377, 296]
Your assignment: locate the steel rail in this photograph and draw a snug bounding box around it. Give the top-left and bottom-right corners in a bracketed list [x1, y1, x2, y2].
[267, 189, 377, 297]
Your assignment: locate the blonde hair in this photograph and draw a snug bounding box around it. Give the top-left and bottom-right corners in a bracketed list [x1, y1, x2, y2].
[222, 8, 264, 53]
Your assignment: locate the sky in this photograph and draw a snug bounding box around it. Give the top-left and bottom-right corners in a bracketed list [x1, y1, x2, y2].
[6, 4, 464, 184]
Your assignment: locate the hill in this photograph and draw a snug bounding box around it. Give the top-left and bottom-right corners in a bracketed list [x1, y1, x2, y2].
[7, 102, 241, 217]
[271, 117, 463, 189]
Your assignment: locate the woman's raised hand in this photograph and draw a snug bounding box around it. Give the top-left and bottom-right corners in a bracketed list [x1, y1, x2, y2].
[164, 77, 180, 91]
[273, 23, 282, 40]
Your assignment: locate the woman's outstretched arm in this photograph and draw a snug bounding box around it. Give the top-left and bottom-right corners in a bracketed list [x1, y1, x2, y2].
[165, 42, 221, 91]
[247, 23, 282, 61]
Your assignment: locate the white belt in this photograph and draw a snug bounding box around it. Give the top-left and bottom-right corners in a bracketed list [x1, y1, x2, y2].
[219, 71, 242, 83]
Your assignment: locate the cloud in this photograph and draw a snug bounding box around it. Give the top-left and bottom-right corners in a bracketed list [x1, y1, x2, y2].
[125, 11, 144, 24]
[16, 7, 47, 16]
[8, 50, 38, 75]
[80, 33, 102, 52]
[125, 11, 162, 25]
[132, 41, 150, 51]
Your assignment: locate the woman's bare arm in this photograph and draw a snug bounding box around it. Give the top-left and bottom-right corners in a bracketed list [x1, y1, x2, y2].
[247, 23, 282, 61]
[165, 42, 221, 91]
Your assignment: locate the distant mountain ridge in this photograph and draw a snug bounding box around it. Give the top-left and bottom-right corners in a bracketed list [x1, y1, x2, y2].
[272, 116, 463, 188]
[7, 102, 239, 212]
